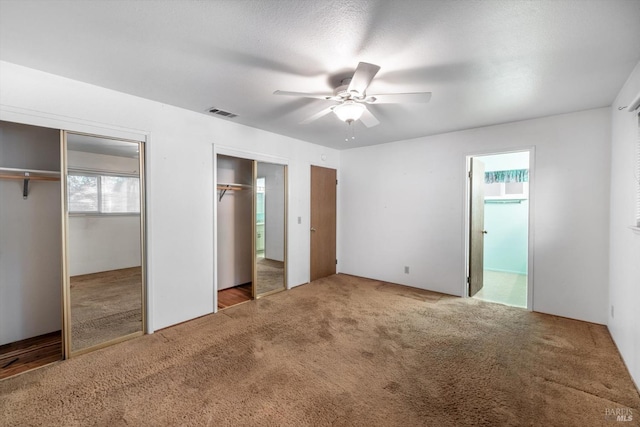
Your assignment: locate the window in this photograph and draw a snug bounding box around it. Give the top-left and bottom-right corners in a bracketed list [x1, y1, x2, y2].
[68, 175, 98, 212]
[68, 173, 140, 214]
[256, 177, 265, 223]
[484, 169, 529, 201]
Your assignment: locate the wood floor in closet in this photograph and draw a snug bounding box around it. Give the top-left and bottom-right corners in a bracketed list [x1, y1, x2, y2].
[0, 331, 62, 380]
[218, 284, 252, 310]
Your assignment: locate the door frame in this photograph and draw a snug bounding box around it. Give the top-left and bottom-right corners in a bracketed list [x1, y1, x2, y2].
[463, 147, 535, 311]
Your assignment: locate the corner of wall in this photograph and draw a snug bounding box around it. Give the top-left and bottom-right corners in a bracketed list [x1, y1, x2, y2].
[608, 60, 640, 389]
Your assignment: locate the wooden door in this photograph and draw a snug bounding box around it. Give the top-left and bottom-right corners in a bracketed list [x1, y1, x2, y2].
[469, 158, 486, 296]
[310, 166, 336, 281]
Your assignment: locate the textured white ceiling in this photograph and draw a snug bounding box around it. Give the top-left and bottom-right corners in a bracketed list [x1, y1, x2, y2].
[1, 0, 639, 150]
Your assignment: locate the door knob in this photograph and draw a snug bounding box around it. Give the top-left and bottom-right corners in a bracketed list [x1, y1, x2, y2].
[482, 230, 488, 234]
[311, 227, 316, 232]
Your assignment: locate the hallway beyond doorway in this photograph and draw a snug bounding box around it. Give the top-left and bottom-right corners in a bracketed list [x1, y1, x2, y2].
[467, 149, 531, 309]
[473, 270, 526, 308]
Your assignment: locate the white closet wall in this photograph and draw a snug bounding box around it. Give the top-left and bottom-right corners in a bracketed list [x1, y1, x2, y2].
[217, 155, 253, 290]
[0, 121, 62, 345]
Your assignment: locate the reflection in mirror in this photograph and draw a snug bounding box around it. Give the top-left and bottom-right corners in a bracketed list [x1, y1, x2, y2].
[255, 162, 286, 297]
[65, 133, 144, 353]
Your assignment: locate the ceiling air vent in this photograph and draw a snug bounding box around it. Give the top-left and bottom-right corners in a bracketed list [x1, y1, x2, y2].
[207, 107, 238, 119]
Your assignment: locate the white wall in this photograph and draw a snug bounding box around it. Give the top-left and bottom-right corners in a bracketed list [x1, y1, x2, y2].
[477, 151, 530, 172]
[0, 121, 61, 345]
[68, 216, 141, 276]
[340, 108, 611, 324]
[0, 61, 339, 332]
[609, 61, 640, 389]
[258, 162, 285, 262]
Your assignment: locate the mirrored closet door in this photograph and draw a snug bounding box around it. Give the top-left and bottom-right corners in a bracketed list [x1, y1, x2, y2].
[63, 132, 145, 355]
[254, 162, 287, 298]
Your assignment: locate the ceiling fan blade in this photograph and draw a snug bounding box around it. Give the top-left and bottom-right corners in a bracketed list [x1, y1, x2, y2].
[360, 108, 380, 128]
[347, 62, 381, 95]
[366, 92, 432, 104]
[274, 90, 336, 100]
[300, 106, 334, 124]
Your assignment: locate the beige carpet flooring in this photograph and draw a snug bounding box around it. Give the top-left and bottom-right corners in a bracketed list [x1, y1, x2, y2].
[2, 274, 638, 426]
[255, 257, 285, 296]
[71, 267, 143, 351]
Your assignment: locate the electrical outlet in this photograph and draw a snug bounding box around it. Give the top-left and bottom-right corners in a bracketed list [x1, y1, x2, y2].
[611, 305, 614, 318]
[404, 266, 410, 274]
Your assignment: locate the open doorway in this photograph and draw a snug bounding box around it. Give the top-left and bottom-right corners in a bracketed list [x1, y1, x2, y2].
[467, 151, 531, 309]
[215, 154, 287, 310]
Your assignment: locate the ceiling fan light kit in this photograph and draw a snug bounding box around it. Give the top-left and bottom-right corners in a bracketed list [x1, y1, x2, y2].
[274, 62, 432, 133]
[333, 101, 366, 123]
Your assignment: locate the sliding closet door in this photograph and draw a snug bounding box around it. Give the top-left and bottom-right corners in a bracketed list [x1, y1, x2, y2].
[62, 132, 145, 356]
[254, 162, 287, 298]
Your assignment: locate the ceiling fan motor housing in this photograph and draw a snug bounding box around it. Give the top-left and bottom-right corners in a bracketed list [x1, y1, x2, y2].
[334, 78, 366, 100]
[333, 83, 353, 99]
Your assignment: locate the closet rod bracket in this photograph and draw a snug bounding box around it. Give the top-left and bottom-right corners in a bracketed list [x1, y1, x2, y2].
[23, 173, 30, 200]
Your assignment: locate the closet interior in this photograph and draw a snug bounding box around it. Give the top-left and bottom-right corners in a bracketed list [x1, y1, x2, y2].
[0, 120, 146, 379]
[216, 154, 287, 309]
[0, 121, 63, 378]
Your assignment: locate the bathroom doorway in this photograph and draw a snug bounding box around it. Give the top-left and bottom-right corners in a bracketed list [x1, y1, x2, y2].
[467, 150, 531, 309]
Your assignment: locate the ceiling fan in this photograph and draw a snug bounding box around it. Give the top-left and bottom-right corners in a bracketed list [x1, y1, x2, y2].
[273, 62, 432, 128]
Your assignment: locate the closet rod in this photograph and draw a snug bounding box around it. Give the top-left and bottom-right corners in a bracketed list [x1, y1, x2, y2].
[0, 166, 61, 177]
[484, 199, 523, 204]
[0, 173, 60, 181]
[217, 183, 251, 202]
[217, 182, 251, 189]
[0, 168, 61, 200]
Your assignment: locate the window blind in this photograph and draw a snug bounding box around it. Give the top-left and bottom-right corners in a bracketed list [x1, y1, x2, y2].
[68, 172, 140, 214]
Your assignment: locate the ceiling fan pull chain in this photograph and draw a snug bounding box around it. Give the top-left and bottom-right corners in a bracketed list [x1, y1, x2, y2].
[344, 121, 357, 142]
